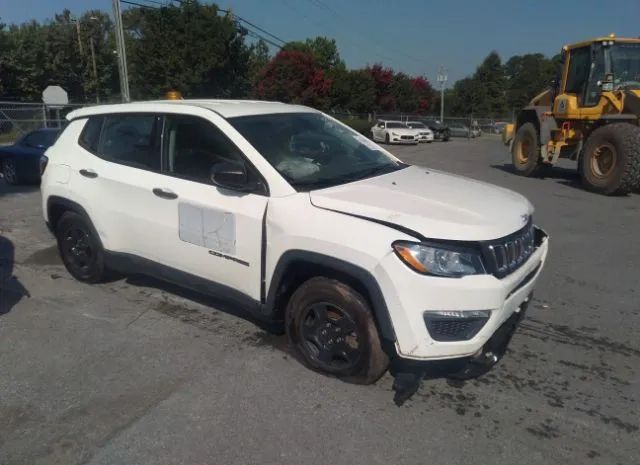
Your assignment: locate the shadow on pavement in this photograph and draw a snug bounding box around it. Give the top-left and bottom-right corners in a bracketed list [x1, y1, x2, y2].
[491, 163, 583, 188]
[0, 179, 40, 198]
[123, 273, 282, 334]
[0, 235, 30, 315]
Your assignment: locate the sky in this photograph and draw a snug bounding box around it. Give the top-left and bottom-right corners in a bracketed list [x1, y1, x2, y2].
[1, 0, 638, 85]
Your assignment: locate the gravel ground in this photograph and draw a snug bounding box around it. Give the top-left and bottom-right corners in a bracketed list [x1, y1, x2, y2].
[0, 136, 638, 465]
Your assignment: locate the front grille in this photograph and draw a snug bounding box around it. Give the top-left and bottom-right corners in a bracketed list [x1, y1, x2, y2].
[400, 135, 414, 140]
[424, 314, 489, 342]
[483, 222, 536, 278]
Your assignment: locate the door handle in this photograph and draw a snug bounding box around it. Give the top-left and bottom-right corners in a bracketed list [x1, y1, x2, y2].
[152, 188, 178, 200]
[79, 169, 98, 178]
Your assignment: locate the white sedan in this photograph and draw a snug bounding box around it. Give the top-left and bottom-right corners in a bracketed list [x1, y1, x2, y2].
[371, 121, 418, 145]
[405, 121, 434, 143]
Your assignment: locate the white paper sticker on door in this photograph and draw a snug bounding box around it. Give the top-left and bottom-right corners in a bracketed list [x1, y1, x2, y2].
[179, 203, 236, 254]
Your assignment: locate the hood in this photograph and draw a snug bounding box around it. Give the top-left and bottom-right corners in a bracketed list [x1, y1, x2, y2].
[388, 128, 416, 136]
[310, 165, 533, 241]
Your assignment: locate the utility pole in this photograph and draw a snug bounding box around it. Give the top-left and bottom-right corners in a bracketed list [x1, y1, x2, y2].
[89, 37, 100, 103]
[112, 0, 131, 102]
[73, 18, 84, 55]
[437, 66, 447, 123]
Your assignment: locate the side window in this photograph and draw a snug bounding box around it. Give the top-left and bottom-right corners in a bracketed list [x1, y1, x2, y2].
[565, 47, 590, 97]
[162, 115, 245, 184]
[98, 115, 161, 170]
[79, 116, 104, 153]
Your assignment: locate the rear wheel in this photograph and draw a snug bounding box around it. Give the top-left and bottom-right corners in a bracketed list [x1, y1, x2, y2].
[511, 122, 543, 176]
[580, 123, 640, 195]
[286, 277, 389, 384]
[55, 211, 107, 283]
[1, 158, 21, 185]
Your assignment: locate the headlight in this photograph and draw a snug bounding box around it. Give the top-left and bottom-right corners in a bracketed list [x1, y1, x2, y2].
[392, 241, 485, 277]
[391, 132, 398, 136]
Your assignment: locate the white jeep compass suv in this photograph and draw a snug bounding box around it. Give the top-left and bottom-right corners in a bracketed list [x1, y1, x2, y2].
[41, 100, 548, 384]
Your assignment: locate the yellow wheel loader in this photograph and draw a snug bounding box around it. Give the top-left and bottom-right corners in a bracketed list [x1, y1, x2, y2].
[504, 35, 640, 195]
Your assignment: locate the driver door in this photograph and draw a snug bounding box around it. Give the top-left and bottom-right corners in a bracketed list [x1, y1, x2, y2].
[141, 113, 268, 302]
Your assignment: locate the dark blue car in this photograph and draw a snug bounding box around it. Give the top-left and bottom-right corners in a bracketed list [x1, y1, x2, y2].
[0, 128, 61, 185]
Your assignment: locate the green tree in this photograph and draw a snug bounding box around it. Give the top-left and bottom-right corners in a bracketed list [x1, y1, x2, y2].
[330, 68, 376, 113]
[124, 1, 252, 99]
[505, 53, 561, 111]
[0, 20, 47, 100]
[75, 10, 119, 102]
[248, 39, 270, 86]
[447, 51, 507, 117]
[283, 36, 345, 74]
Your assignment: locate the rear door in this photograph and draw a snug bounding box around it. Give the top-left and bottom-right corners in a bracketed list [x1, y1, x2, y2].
[72, 113, 166, 256]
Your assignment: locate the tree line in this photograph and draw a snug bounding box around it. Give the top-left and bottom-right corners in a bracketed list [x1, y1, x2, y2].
[0, 1, 559, 117]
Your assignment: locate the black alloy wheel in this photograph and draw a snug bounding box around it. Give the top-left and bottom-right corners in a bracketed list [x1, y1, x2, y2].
[298, 301, 362, 371]
[55, 211, 107, 283]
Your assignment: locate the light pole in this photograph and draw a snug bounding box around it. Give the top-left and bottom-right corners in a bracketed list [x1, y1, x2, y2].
[112, 0, 131, 102]
[89, 37, 100, 103]
[437, 66, 447, 123]
[71, 16, 101, 104]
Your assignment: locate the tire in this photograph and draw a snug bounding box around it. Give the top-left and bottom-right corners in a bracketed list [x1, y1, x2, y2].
[1, 158, 22, 185]
[579, 123, 640, 195]
[511, 122, 543, 176]
[55, 211, 107, 283]
[385, 133, 390, 145]
[286, 277, 389, 384]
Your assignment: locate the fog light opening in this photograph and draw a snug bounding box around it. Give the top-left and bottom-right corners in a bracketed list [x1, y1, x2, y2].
[423, 310, 491, 342]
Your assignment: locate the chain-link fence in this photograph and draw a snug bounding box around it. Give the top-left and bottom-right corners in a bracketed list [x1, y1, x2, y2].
[0, 102, 91, 144]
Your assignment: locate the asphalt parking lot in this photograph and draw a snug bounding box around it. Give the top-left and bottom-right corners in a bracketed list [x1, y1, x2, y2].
[0, 136, 638, 465]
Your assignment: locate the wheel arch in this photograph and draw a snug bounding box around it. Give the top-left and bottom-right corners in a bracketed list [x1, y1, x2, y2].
[264, 250, 396, 342]
[46, 196, 102, 244]
[516, 106, 556, 146]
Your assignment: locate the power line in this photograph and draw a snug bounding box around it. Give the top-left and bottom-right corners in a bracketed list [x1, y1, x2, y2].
[232, 15, 286, 45]
[168, 0, 287, 47]
[120, 0, 157, 9]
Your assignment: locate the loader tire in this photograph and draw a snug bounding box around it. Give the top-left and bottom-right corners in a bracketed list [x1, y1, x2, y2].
[511, 123, 543, 177]
[580, 123, 640, 195]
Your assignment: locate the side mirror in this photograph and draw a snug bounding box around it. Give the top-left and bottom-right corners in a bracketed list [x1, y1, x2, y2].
[210, 161, 254, 192]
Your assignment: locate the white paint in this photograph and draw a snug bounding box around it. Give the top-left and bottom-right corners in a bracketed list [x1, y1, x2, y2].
[42, 99, 550, 361]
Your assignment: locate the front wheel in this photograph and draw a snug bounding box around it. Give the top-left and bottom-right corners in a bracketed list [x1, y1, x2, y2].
[579, 123, 640, 195]
[385, 133, 390, 144]
[286, 277, 389, 384]
[511, 122, 543, 176]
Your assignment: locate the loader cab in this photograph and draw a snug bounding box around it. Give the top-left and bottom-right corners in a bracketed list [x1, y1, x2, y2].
[557, 38, 640, 115]
[557, 42, 605, 113]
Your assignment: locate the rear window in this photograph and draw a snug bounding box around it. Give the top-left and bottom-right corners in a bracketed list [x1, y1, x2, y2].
[79, 117, 104, 153]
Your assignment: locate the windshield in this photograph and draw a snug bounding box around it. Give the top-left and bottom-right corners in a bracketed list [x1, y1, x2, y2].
[386, 122, 407, 129]
[229, 112, 405, 191]
[23, 130, 60, 147]
[610, 43, 640, 90]
[406, 122, 426, 129]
